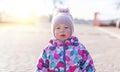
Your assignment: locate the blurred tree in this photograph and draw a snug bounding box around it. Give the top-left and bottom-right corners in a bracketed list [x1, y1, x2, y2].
[116, 1, 120, 9]
[52, 0, 64, 8]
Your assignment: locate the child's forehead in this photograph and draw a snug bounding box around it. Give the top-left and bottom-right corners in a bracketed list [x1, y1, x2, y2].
[56, 23, 69, 27]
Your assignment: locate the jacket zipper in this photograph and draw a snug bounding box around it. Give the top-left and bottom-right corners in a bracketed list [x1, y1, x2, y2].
[62, 40, 66, 72]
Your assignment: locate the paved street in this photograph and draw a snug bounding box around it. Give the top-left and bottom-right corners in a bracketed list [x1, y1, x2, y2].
[0, 22, 120, 72]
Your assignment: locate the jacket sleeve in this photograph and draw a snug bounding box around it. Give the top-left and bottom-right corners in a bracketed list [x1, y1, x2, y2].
[35, 49, 49, 72]
[79, 45, 96, 72]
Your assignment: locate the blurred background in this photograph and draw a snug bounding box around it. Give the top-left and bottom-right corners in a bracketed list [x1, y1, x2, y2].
[0, 0, 120, 72]
[0, 0, 120, 25]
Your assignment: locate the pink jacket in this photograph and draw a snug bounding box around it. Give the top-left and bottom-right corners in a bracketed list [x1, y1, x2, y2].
[36, 36, 95, 72]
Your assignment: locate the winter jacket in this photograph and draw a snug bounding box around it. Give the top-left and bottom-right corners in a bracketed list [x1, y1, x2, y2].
[36, 36, 95, 72]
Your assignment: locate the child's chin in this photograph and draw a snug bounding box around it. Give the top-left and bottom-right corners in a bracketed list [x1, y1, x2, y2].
[59, 37, 68, 41]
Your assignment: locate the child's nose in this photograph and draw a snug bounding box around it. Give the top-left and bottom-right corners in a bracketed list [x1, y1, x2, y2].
[60, 28, 65, 32]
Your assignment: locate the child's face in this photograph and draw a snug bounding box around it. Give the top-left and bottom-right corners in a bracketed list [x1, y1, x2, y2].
[54, 24, 71, 41]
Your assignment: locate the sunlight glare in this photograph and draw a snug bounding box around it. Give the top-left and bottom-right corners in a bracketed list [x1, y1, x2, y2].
[0, 0, 52, 23]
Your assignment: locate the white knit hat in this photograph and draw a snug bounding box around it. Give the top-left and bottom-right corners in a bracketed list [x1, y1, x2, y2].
[51, 11, 74, 36]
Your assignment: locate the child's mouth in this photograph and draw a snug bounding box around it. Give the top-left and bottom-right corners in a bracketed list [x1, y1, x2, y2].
[60, 34, 66, 37]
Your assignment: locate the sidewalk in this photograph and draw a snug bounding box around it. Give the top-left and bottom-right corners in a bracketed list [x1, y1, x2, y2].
[74, 24, 120, 72]
[0, 23, 120, 72]
[96, 26, 120, 39]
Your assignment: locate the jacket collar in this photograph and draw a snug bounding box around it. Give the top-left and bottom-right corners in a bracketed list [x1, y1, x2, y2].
[49, 36, 79, 46]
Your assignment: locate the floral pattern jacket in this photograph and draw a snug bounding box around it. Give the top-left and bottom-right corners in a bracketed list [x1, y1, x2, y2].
[36, 36, 95, 72]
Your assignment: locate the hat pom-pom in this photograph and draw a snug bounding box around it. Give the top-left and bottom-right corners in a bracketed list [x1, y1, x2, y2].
[53, 7, 70, 16]
[57, 7, 69, 13]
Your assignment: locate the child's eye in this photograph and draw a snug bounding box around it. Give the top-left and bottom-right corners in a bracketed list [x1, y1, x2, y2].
[56, 27, 60, 29]
[65, 27, 68, 29]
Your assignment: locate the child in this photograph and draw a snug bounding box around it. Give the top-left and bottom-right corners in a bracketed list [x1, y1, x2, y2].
[35, 10, 95, 72]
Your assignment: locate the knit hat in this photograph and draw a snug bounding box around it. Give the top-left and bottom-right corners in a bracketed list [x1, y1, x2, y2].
[51, 10, 74, 37]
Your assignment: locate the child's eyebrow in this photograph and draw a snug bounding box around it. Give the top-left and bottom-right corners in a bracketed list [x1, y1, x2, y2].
[64, 25, 69, 27]
[55, 26, 60, 28]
